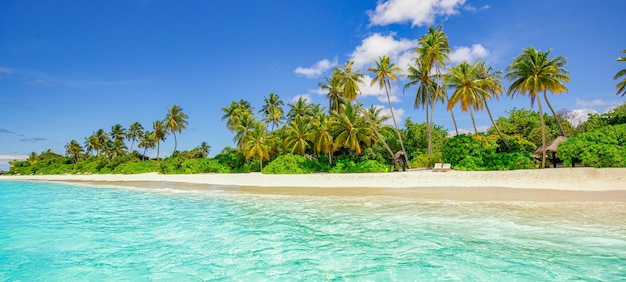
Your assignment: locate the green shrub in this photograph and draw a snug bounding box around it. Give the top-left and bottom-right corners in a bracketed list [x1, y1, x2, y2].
[558, 124, 626, 167]
[180, 158, 231, 174]
[346, 160, 388, 173]
[113, 160, 160, 174]
[442, 134, 534, 170]
[262, 154, 315, 174]
[328, 157, 356, 173]
[410, 153, 443, 168]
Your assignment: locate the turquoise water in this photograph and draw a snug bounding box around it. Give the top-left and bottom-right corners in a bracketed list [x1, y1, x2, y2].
[1, 181, 625, 281]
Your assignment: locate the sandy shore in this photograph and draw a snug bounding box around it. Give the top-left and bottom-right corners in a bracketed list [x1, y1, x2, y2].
[2, 168, 625, 201]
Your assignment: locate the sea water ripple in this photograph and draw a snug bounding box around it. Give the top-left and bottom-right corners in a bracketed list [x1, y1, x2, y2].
[1, 180, 625, 281]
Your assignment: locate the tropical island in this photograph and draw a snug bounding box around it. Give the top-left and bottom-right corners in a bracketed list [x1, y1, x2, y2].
[4, 29, 626, 176]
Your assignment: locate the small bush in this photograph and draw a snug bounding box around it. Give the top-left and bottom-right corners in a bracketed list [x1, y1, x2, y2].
[346, 160, 388, 173]
[262, 154, 315, 174]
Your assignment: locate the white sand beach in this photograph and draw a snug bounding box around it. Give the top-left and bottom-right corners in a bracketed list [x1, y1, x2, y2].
[2, 167, 625, 190]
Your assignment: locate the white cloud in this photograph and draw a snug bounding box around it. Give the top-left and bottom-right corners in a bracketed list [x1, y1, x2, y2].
[291, 94, 312, 103]
[463, 4, 489, 12]
[350, 33, 416, 71]
[565, 109, 597, 127]
[449, 44, 489, 64]
[379, 106, 405, 126]
[368, 0, 467, 27]
[0, 67, 13, 74]
[576, 98, 606, 107]
[294, 58, 338, 78]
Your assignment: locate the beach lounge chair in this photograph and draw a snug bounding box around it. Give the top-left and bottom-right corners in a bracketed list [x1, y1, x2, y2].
[432, 163, 451, 172]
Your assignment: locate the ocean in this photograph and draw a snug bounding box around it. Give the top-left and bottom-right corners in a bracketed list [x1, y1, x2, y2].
[1, 180, 625, 281]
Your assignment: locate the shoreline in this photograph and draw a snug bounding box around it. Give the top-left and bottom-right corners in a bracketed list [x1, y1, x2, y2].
[2, 168, 625, 202]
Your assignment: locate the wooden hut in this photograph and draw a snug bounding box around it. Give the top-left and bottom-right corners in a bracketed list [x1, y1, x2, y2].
[533, 136, 568, 167]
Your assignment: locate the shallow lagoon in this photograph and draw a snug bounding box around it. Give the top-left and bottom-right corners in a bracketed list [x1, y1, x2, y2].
[1, 181, 625, 280]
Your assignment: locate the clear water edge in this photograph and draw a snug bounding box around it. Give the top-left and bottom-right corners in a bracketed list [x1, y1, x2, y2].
[1, 180, 625, 281]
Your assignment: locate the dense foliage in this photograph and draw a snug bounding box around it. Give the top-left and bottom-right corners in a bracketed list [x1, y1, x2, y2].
[557, 124, 626, 168]
[442, 134, 535, 170]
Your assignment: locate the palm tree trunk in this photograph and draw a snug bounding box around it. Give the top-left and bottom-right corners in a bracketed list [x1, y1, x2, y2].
[173, 132, 178, 153]
[485, 101, 512, 151]
[543, 90, 565, 136]
[328, 151, 333, 166]
[156, 141, 160, 159]
[469, 108, 478, 135]
[446, 95, 459, 135]
[537, 97, 547, 169]
[426, 100, 432, 154]
[385, 82, 411, 169]
[437, 67, 459, 135]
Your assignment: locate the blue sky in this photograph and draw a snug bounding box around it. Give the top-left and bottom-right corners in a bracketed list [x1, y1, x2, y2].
[1, 0, 625, 170]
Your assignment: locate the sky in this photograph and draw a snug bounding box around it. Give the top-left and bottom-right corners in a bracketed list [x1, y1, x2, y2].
[1, 0, 625, 171]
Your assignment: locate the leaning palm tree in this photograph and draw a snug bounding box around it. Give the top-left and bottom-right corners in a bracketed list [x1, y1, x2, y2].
[127, 122, 144, 152]
[614, 49, 626, 97]
[362, 104, 397, 164]
[164, 104, 189, 153]
[368, 55, 410, 167]
[152, 120, 167, 159]
[474, 61, 512, 150]
[259, 92, 284, 131]
[506, 47, 568, 168]
[415, 25, 459, 135]
[64, 140, 84, 164]
[242, 122, 271, 170]
[446, 61, 488, 135]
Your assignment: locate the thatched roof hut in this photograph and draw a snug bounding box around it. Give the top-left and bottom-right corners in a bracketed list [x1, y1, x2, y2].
[534, 136, 568, 155]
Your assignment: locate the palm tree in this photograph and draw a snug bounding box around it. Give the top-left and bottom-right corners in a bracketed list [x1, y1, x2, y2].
[259, 92, 284, 131]
[138, 131, 156, 161]
[127, 122, 144, 152]
[198, 142, 211, 158]
[242, 122, 271, 170]
[109, 138, 128, 158]
[319, 68, 344, 113]
[475, 61, 512, 150]
[286, 96, 313, 122]
[311, 112, 336, 165]
[506, 47, 568, 168]
[337, 61, 365, 101]
[404, 61, 443, 154]
[368, 55, 410, 167]
[110, 124, 127, 143]
[330, 102, 372, 155]
[84, 135, 98, 156]
[614, 49, 626, 96]
[64, 140, 83, 164]
[151, 120, 167, 159]
[88, 129, 108, 157]
[415, 25, 459, 135]
[536, 49, 570, 136]
[233, 109, 257, 150]
[446, 61, 486, 134]
[164, 104, 189, 153]
[284, 115, 312, 155]
[362, 104, 397, 164]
